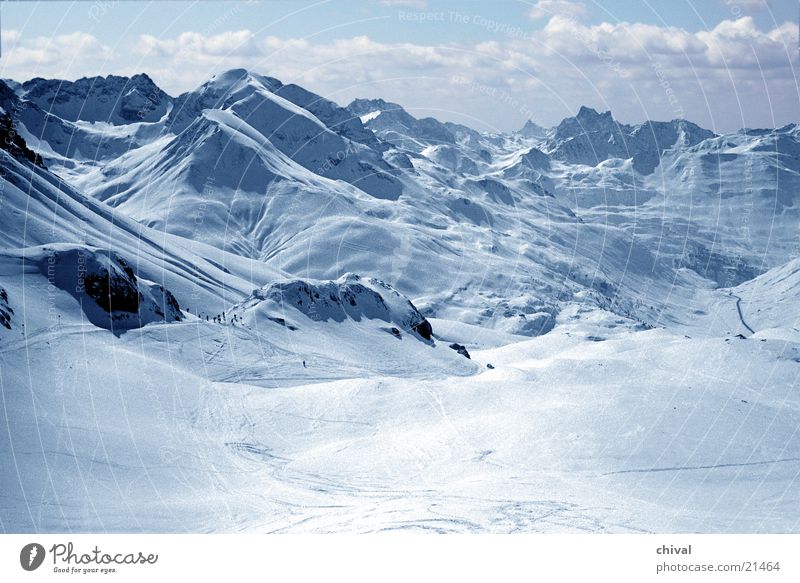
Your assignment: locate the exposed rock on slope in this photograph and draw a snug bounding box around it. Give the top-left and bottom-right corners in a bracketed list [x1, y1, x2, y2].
[232, 273, 434, 340]
[0, 287, 12, 330]
[0, 111, 44, 167]
[29, 244, 183, 331]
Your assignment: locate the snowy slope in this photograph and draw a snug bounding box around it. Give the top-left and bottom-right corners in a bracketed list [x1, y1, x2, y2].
[731, 257, 800, 341]
[62, 76, 705, 335]
[0, 118, 487, 532]
[2, 70, 800, 534]
[3, 299, 798, 533]
[561, 122, 800, 286]
[0, 148, 284, 313]
[8, 244, 184, 332]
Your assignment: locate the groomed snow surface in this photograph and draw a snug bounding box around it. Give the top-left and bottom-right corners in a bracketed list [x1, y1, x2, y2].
[3, 248, 799, 532]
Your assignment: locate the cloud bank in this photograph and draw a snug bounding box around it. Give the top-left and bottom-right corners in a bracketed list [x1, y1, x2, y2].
[1, 12, 796, 132]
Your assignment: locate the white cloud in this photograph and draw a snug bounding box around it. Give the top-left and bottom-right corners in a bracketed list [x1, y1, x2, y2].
[135, 30, 258, 59]
[2, 29, 21, 46]
[0, 31, 112, 76]
[698, 17, 798, 68]
[528, 1, 587, 21]
[536, 14, 798, 72]
[126, 19, 800, 131]
[719, 0, 768, 11]
[1, 16, 796, 132]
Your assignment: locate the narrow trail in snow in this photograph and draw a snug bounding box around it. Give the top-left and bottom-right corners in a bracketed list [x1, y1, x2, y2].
[732, 293, 756, 335]
[603, 456, 800, 476]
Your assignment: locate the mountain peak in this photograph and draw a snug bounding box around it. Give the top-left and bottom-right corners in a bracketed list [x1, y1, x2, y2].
[518, 119, 547, 138]
[206, 68, 282, 92]
[19, 73, 171, 125]
[129, 72, 159, 86]
[576, 105, 613, 122]
[183, 69, 283, 109]
[547, 106, 717, 174]
[216, 67, 250, 79]
[209, 68, 255, 86]
[347, 97, 404, 116]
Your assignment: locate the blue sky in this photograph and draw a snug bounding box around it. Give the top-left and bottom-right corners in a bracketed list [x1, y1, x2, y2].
[4, 1, 797, 45]
[1, 1, 798, 131]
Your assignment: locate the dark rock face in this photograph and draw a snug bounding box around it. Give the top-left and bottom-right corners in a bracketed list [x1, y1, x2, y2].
[0, 79, 17, 103]
[163, 287, 181, 318]
[84, 269, 141, 314]
[0, 112, 45, 168]
[0, 287, 13, 330]
[413, 319, 433, 340]
[81, 254, 140, 314]
[267, 316, 298, 330]
[150, 285, 182, 321]
[37, 246, 183, 330]
[1, 79, 154, 165]
[384, 326, 403, 339]
[448, 342, 471, 359]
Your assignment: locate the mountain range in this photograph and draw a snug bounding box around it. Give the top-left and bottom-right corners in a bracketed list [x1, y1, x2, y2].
[1, 69, 799, 533]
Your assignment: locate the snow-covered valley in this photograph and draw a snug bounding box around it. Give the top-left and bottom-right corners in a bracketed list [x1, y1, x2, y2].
[1, 70, 799, 533]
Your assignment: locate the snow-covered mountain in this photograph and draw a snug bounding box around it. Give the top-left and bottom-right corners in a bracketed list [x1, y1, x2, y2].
[167, 69, 402, 200]
[516, 119, 547, 140]
[1, 78, 162, 167]
[347, 97, 458, 151]
[2, 69, 799, 534]
[545, 105, 715, 174]
[21, 73, 171, 125]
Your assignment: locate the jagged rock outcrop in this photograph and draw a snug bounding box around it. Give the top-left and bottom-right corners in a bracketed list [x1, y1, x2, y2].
[232, 273, 434, 341]
[31, 245, 182, 331]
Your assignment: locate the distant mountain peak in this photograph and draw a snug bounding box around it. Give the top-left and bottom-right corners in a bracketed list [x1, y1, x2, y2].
[517, 119, 547, 139]
[194, 68, 283, 101]
[20, 73, 171, 125]
[547, 106, 715, 174]
[576, 105, 613, 122]
[214, 67, 251, 80]
[347, 97, 405, 116]
[346, 97, 456, 150]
